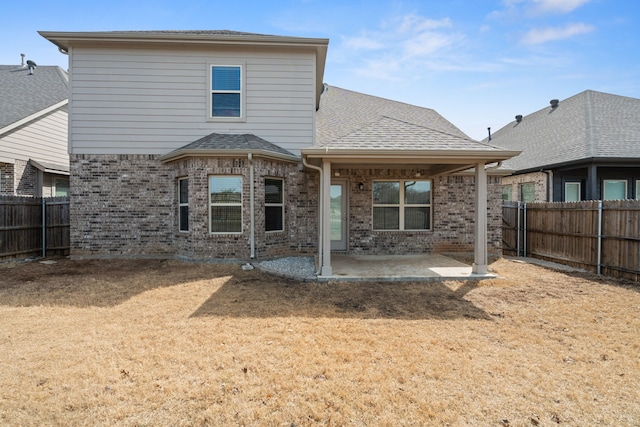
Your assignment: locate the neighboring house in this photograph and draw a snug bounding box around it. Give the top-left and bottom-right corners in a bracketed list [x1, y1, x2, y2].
[0, 62, 69, 197]
[489, 90, 640, 203]
[40, 30, 517, 276]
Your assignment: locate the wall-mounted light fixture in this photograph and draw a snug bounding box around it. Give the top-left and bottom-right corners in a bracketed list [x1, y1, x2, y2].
[358, 182, 364, 191]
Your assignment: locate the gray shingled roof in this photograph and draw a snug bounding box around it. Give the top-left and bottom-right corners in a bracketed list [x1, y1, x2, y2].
[163, 132, 297, 160]
[315, 85, 501, 152]
[0, 65, 68, 130]
[487, 90, 640, 172]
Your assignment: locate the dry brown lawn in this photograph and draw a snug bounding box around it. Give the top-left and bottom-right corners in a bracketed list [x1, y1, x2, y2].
[0, 257, 639, 426]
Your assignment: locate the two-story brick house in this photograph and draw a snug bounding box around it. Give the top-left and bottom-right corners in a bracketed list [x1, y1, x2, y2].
[40, 30, 517, 276]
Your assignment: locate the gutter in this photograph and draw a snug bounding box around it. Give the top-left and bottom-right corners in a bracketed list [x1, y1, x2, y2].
[302, 156, 323, 275]
[249, 153, 255, 259]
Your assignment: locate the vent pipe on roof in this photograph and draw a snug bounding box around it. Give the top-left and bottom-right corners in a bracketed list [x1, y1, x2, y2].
[26, 60, 36, 75]
[487, 127, 491, 141]
[550, 99, 559, 108]
[515, 115, 523, 123]
[20, 53, 25, 67]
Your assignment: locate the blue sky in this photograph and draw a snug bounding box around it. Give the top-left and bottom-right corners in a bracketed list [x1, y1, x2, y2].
[2, 0, 638, 140]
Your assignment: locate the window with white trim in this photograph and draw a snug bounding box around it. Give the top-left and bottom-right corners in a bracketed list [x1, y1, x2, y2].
[636, 180, 640, 200]
[603, 179, 627, 200]
[178, 177, 189, 232]
[210, 65, 242, 118]
[564, 181, 581, 202]
[265, 178, 284, 232]
[373, 180, 431, 230]
[209, 176, 242, 233]
[54, 178, 69, 197]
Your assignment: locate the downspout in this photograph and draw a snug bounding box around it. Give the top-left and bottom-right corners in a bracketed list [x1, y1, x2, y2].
[541, 169, 552, 202]
[302, 156, 323, 274]
[248, 153, 255, 259]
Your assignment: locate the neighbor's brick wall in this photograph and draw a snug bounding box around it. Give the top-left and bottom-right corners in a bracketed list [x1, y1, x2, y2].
[14, 159, 38, 197]
[0, 162, 14, 195]
[502, 171, 551, 202]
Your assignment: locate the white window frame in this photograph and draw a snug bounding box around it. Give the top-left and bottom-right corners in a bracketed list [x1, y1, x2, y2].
[603, 179, 627, 200]
[178, 177, 189, 232]
[564, 181, 581, 202]
[265, 178, 284, 233]
[372, 180, 431, 231]
[636, 180, 640, 200]
[209, 176, 243, 234]
[207, 63, 245, 122]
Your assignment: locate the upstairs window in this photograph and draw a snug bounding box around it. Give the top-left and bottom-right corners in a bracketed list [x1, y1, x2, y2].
[373, 180, 431, 231]
[210, 65, 242, 118]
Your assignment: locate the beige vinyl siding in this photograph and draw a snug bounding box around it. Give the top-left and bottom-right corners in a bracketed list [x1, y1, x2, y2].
[0, 108, 69, 167]
[69, 47, 316, 155]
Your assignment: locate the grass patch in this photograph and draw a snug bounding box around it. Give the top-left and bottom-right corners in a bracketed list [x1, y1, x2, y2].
[1, 258, 639, 425]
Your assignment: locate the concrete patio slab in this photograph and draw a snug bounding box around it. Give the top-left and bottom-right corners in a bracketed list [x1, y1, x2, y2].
[319, 253, 496, 282]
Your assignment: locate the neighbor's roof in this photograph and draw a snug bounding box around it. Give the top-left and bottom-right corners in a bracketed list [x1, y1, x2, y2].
[487, 90, 640, 172]
[159, 132, 299, 163]
[0, 64, 68, 131]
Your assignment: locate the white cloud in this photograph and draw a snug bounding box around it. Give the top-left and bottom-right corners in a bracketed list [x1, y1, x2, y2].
[521, 22, 595, 44]
[399, 15, 452, 33]
[531, 0, 591, 14]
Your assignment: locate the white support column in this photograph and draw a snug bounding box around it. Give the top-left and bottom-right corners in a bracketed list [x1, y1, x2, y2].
[320, 160, 333, 276]
[472, 163, 488, 274]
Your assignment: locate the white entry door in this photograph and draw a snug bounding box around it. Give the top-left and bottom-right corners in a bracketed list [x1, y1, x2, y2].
[330, 181, 348, 251]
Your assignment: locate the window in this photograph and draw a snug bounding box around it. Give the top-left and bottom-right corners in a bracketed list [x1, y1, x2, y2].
[54, 178, 69, 197]
[564, 182, 581, 202]
[519, 183, 535, 203]
[265, 178, 284, 232]
[373, 180, 431, 230]
[210, 65, 242, 118]
[178, 178, 189, 232]
[502, 185, 512, 201]
[603, 179, 627, 200]
[210, 176, 242, 233]
[636, 180, 640, 200]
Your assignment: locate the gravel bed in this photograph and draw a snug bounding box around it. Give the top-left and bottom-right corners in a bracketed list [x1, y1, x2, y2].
[255, 256, 317, 281]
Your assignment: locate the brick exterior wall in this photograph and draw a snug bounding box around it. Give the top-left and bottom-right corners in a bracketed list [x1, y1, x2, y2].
[14, 159, 38, 197]
[70, 154, 503, 260]
[0, 162, 14, 195]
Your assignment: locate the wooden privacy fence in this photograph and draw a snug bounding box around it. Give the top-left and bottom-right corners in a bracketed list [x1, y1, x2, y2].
[0, 196, 70, 260]
[503, 200, 640, 281]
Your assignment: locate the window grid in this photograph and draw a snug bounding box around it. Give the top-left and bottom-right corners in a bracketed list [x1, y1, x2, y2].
[178, 178, 189, 232]
[373, 180, 431, 231]
[209, 176, 243, 234]
[210, 65, 242, 118]
[265, 178, 284, 232]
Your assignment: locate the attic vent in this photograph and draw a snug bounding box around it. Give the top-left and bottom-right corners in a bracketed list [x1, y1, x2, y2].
[26, 60, 37, 75]
[550, 99, 559, 108]
[515, 115, 523, 123]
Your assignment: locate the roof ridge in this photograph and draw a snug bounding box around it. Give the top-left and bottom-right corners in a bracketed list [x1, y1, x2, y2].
[378, 115, 490, 145]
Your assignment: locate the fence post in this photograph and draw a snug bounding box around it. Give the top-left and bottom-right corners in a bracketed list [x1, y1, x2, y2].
[523, 203, 527, 258]
[597, 200, 602, 275]
[516, 201, 521, 257]
[41, 198, 46, 258]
